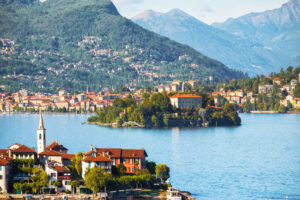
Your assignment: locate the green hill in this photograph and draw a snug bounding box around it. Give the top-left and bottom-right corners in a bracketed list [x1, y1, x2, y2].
[0, 0, 244, 93]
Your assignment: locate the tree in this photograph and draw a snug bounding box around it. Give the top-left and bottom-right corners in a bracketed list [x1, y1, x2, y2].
[13, 183, 22, 194]
[151, 115, 158, 127]
[146, 161, 156, 175]
[84, 168, 108, 194]
[155, 164, 170, 183]
[163, 115, 169, 126]
[31, 167, 50, 193]
[72, 152, 83, 177]
[52, 181, 62, 193]
[294, 83, 300, 98]
[70, 180, 80, 195]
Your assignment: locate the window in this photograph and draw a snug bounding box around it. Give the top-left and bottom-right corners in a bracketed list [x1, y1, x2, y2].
[65, 181, 69, 185]
[0, 166, 2, 171]
[88, 162, 91, 167]
[129, 167, 133, 173]
[39, 134, 42, 139]
[92, 153, 96, 158]
[129, 158, 133, 164]
[0, 175, 2, 180]
[135, 158, 139, 163]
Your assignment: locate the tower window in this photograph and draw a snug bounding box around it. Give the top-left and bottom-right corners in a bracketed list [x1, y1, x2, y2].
[39, 134, 42, 139]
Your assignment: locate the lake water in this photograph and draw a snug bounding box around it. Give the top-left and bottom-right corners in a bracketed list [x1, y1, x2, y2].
[0, 113, 300, 199]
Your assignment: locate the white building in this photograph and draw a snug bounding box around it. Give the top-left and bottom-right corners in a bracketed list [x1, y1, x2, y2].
[37, 111, 46, 154]
[46, 161, 71, 192]
[82, 154, 112, 178]
[170, 94, 202, 109]
[0, 157, 10, 194]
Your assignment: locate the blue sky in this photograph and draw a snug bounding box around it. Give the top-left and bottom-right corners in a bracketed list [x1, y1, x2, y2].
[111, 0, 289, 24]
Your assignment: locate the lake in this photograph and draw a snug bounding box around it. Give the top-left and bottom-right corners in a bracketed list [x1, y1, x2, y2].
[0, 113, 300, 199]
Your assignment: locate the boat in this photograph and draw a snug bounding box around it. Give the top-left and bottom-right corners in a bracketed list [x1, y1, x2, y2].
[167, 188, 182, 200]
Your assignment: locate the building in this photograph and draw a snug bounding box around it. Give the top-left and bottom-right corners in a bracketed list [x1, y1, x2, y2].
[46, 161, 71, 192]
[258, 85, 273, 94]
[37, 112, 46, 154]
[292, 98, 300, 109]
[0, 157, 11, 193]
[273, 78, 281, 85]
[9, 144, 37, 159]
[82, 147, 148, 177]
[46, 142, 68, 154]
[170, 94, 202, 109]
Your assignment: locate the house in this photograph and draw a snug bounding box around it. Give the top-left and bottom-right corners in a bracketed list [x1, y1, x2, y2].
[281, 85, 295, 93]
[82, 147, 148, 176]
[82, 153, 113, 177]
[46, 161, 71, 192]
[258, 85, 273, 94]
[46, 142, 68, 154]
[170, 94, 202, 109]
[0, 156, 11, 193]
[9, 144, 37, 159]
[273, 78, 281, 85]
[292, 98, 300, 109]
[230, 96, 241, 104]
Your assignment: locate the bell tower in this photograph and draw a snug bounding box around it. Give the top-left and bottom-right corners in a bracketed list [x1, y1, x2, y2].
[37, 111, 46, 154]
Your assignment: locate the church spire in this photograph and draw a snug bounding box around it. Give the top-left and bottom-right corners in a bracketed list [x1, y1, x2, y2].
[38, 110, 45, 130]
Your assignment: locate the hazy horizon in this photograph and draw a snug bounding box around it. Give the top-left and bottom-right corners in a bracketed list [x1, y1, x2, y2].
[112, 0, 289, 24]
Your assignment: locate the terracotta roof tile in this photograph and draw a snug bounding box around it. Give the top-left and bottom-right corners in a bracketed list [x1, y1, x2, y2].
[61, 154, 74, 160]
[53, 165, 70, 171]
[39, 150, 62, 156]
[0, 157, 10, 165]
[121, 149, 147, 158]
[82, 155, 112, 162]
[12, 145, 36, 153]
[170, 94, 202, 99]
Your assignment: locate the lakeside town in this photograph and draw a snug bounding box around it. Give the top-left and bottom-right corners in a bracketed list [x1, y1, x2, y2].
[0, 112, 188, 199]
[1, 70, 300, 113]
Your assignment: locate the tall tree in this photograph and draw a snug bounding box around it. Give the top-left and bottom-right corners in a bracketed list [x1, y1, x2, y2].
[72, 152, 83, 177]
[155, 164, 170, 183]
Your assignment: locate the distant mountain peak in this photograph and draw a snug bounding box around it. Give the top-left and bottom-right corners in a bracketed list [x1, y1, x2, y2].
[132, 9, 162, 20]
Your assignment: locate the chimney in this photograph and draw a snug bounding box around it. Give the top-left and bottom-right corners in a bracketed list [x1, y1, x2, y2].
[90, 144, 93, 151]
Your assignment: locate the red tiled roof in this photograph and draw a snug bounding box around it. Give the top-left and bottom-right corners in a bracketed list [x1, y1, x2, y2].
[61, 154, 74, 160]
[82, 155, 112, 162]
[39, 150, 61, 156]
[170, 94, 202, 99]
[0, 149, 8, 156]
[121, 149, 147, 158]
[12, 145, 36, 153]
[46, 142, 68, 151]
[53, 165, 70, 171]
[95, 148, 122, 158]
[0, 157, 10, 165]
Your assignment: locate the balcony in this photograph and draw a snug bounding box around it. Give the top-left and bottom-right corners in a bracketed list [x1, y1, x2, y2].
[58, 175, 71, 180]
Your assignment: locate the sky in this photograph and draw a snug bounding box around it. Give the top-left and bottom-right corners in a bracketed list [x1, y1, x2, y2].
[111, 0, 289, 24]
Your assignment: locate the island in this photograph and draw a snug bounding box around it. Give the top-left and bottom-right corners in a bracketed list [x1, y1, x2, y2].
[87, 92, 241, 128]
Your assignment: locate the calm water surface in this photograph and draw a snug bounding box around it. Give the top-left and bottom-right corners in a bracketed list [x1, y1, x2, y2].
[0, 113, 300, 199]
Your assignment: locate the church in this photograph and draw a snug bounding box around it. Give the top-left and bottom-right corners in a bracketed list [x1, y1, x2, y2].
[0, 112, 148, 194]
[0, 111, 74, 193]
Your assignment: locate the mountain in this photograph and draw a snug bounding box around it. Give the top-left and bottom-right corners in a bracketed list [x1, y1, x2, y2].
[213, 0, 300, 67]
[0, 0, 244, 93]
[133, 8, 286, 75]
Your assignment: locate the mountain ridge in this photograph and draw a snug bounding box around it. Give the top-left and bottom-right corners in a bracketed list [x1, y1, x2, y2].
[133, 8, 283, 75]
[0, 0, 244, 93]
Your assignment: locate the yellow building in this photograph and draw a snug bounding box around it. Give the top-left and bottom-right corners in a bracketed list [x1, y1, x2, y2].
[292, 98, 300, 109]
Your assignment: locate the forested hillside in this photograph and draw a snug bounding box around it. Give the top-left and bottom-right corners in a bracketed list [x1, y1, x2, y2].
[0, 0, 244, 93]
